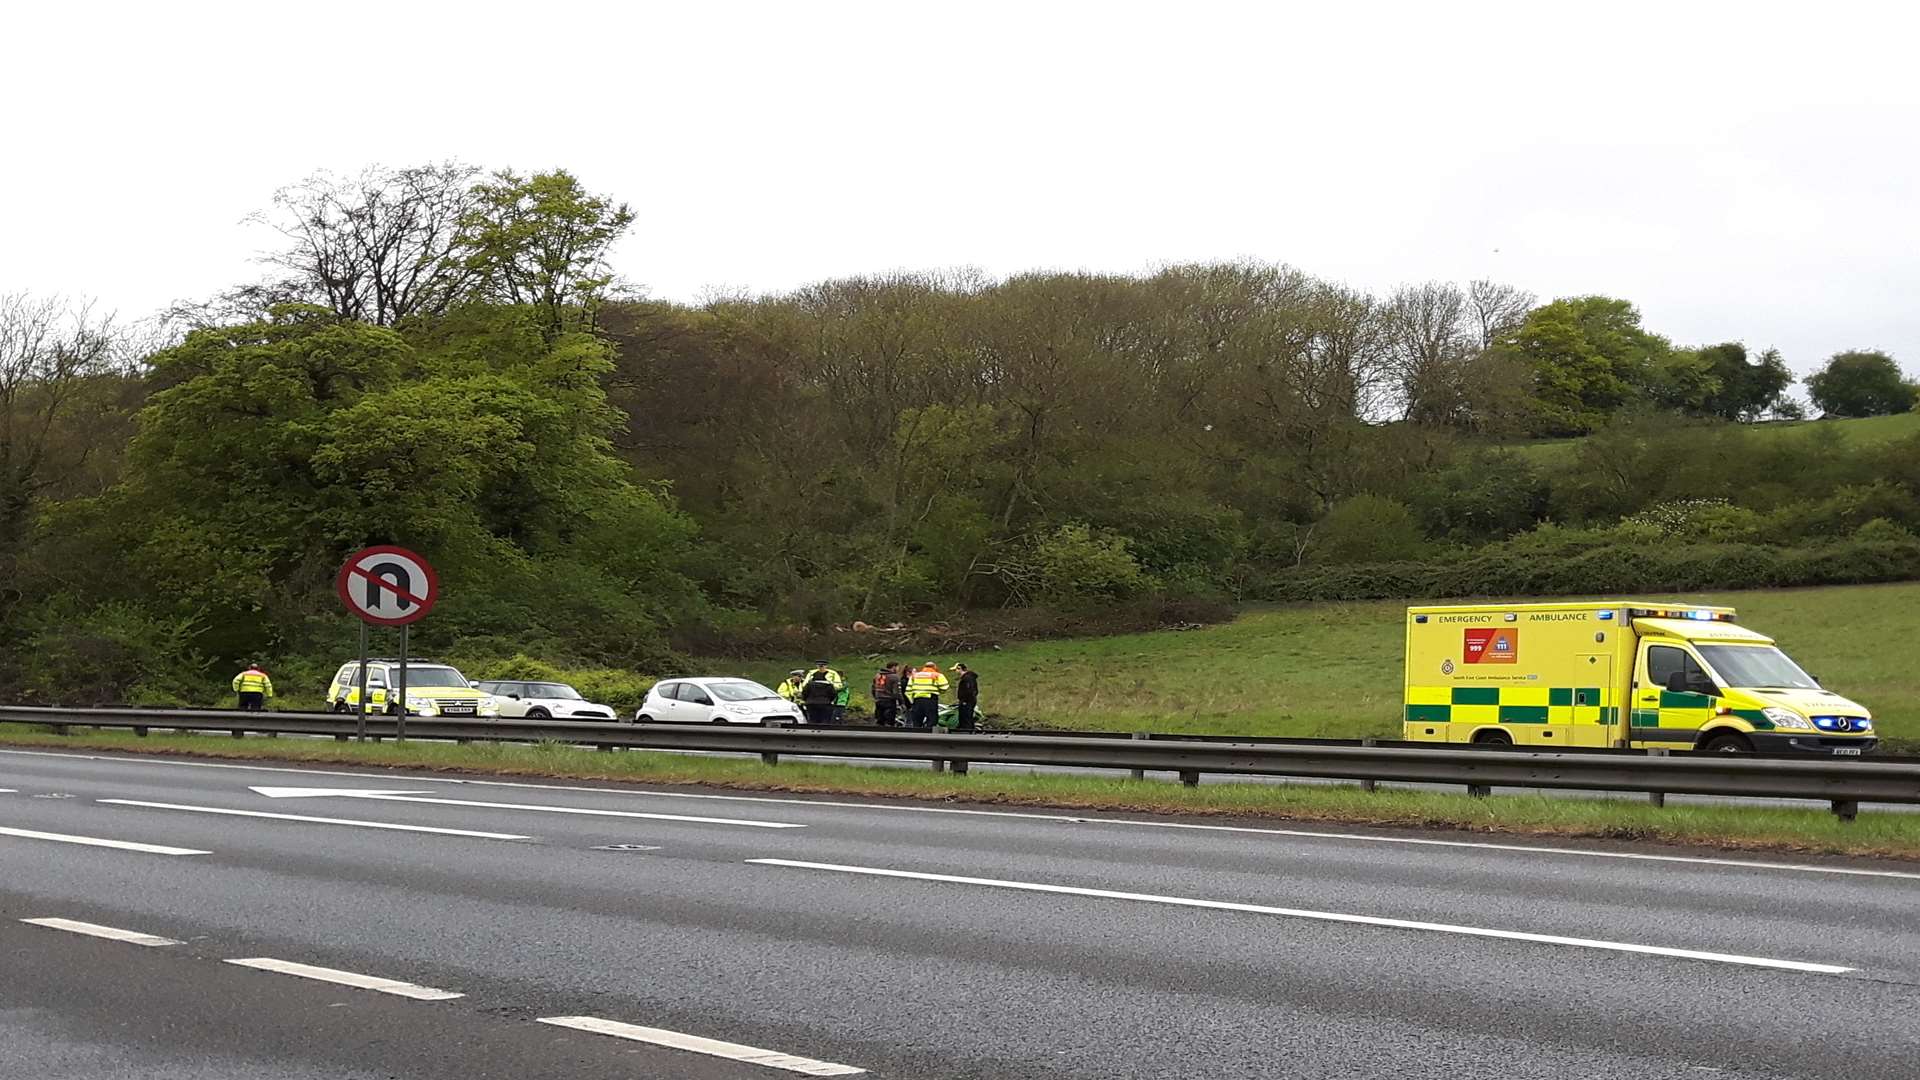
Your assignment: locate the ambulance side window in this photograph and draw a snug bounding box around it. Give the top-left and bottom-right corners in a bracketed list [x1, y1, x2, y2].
[1648, 646, 1714, 696]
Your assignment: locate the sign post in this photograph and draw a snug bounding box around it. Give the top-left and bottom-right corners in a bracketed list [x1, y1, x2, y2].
[355, 622, 369, 741]
[336, 546, 438, 743]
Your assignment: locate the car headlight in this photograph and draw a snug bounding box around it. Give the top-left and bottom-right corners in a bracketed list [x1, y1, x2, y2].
[1763, 707, 1813, 730]
[479, 695, 499, 709]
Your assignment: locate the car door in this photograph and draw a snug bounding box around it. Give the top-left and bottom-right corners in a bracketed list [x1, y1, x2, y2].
[330, 664, 356, 706]
[1634, 641, 1717, 748]
[647, 682, 681, 721]
[497, 682, 532, 718]
[674, 682, 716, 723]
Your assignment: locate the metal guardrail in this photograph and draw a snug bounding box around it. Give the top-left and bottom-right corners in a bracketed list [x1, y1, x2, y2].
[1, 706, 1914, 819]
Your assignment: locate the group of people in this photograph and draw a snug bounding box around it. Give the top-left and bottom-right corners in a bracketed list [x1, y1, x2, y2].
[780, 660, 980, 730]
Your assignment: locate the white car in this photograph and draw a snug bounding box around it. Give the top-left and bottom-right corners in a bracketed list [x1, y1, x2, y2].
[635, 677, 803, 725]
[473, 680, 617, 721]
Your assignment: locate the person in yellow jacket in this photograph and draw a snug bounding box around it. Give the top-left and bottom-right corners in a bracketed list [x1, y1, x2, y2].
[232, 663, 274, 711]
[905, 661, 949, 729]
[777, 670, 806, 705]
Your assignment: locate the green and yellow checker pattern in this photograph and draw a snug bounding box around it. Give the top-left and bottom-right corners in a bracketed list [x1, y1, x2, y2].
[1406, 686, 1618, 726]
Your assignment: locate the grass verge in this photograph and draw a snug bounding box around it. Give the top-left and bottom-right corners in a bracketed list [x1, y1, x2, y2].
[4, 723, 1917, 862]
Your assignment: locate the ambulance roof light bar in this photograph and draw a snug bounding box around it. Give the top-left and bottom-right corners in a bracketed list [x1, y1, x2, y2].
[1626, 607, 1733, 622]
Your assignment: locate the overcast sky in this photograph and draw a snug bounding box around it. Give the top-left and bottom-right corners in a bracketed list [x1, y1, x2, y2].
[6, 0, 1916, 378]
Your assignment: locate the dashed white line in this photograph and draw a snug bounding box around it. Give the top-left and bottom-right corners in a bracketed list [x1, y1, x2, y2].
[245, 787, 805, 829]
[750, 858, 1857, 975]
[21, 917, 182, 946]
[224, 958, 463, 1000]
[0, 824, 209, 856]
[97, 800, 533, 841]
[538, 1016, 864, 1076]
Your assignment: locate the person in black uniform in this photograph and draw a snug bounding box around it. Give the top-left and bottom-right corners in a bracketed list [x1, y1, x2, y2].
[953, 663, 979, 732]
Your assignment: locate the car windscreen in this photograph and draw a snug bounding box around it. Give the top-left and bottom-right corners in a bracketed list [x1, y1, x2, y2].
[708, 680, 781, 702]
[403, 667, 471, 689]
[1696, 645, 1819, 690]
[525, 683, 583, 699]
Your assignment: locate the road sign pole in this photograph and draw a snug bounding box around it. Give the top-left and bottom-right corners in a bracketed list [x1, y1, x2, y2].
[355, 621, 369, 742]
[396, 624, 409, 742]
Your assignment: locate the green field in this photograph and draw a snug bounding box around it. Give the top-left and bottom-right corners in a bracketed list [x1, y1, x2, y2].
[734, 582, 1920, 749]
[1510, 411, 1920, 466]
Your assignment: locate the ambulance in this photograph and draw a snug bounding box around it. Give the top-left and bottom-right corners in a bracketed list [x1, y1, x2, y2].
[1402, 601, 1877, 754]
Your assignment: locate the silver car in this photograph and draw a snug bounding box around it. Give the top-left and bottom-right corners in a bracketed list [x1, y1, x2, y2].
[635, 678, 803, 724]
[473, 680, 617, 721]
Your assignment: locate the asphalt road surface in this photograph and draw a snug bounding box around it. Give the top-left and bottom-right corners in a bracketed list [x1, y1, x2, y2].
[4, 746, 1919, 1079]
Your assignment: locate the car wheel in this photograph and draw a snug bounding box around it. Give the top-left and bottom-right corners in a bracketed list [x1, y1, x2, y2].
[1472, 730, 1512, 747]
[635, 713, 654, 724]
[711, 716, 729, 724]
[1703, 732, 1753, 754]
[527, 708, 551, 720]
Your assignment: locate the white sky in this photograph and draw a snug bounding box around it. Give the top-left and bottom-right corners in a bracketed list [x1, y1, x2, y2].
[5, 0, 1917, 378]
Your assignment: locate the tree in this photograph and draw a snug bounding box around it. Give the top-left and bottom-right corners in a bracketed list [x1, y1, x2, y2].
[1807, 350, 1914, 418]
[246, 164, 484, 327]
[463, 170, 635, 337]
[1493, 296, 1671, 435]
[0, 294, 128, 566]
[1690, 343, 1793, 421]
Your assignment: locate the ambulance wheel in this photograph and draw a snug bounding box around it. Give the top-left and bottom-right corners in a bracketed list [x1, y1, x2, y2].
[1703, 733, 1752, 754]
[330, 700, 348, 714]
[1472, 730, 1512, 747]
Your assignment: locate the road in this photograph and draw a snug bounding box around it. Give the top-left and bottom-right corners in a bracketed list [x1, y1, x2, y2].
[4, 745, 1919, 1079]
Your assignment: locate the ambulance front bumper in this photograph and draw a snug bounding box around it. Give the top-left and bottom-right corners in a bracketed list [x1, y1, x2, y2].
[1748, 732, 1878, 755]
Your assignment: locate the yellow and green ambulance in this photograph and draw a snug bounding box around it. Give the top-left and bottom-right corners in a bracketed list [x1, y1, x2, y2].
[1402, 601, 1876, 754]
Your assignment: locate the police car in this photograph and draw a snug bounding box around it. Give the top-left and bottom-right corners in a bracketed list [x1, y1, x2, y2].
[326, 659, 500, 718]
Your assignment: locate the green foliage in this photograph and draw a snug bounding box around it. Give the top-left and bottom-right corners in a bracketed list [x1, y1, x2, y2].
[1694, 343, 1794, 420]
[1309, 495, 1427, 564]
[1407, 451, 1547, 542]
[1807, 350, 1914, 418]
[463, 170, 635, 337]
[11, 600, 206, 706]
[1025, 523, 1148, 602]
[1494, 296, 1672, 435]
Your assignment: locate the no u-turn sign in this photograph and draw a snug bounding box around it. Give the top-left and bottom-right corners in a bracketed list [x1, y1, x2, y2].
[336, 546, 439, 626]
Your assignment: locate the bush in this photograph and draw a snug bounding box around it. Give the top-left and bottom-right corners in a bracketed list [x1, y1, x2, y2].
[1248, 534, 1920, 602]
[1309, 495, 1427, 565]
[1025, 523, 1147, 602]
[12, 601, 207, 706]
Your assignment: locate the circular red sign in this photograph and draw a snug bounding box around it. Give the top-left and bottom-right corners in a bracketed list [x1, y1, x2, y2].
[335, 545, 439, 626]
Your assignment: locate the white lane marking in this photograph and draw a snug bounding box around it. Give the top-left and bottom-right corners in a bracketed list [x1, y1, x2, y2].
[224, 958, 463, 1000]
[10, 747, 1919, 881]
[538, 1016, 864, 1076]
[751, 859, 1857, 975]
[0, 788, 16, 793]
[0, 824, 210, 856]
[246, 786, 803, 829]
[21, 917, 182, 946]
[98, 800, 532, 840]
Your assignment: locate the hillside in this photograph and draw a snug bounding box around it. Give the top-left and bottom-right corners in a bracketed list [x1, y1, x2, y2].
[730, 581, 1919, 749]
